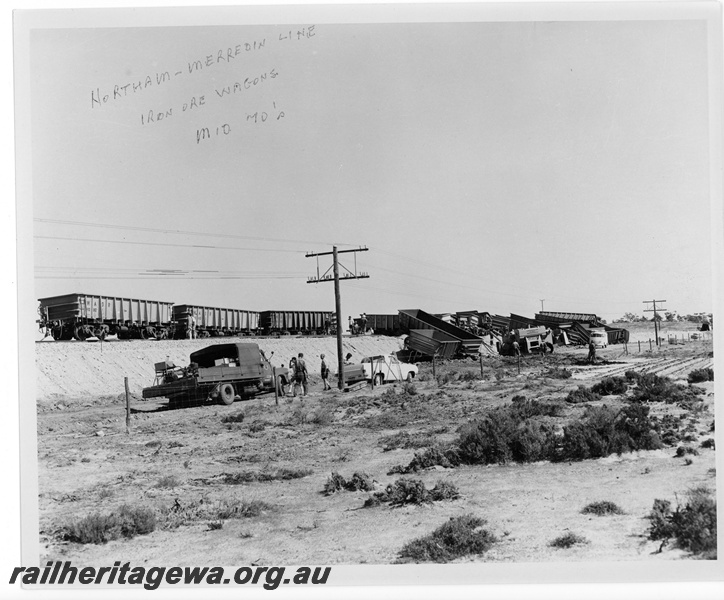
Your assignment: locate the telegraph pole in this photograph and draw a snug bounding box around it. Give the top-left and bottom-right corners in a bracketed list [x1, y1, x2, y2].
[643, 299, 667, 347]
[306, 246, 369, 390]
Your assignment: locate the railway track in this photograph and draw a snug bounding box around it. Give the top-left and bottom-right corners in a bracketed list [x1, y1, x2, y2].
[577, 349, 713, 381]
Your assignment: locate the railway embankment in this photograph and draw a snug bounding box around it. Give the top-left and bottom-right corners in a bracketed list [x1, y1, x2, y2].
[35, 335, 405, 402]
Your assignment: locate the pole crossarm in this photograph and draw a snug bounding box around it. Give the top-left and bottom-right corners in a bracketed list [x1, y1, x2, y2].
[305, 245, 369, 389]
[643, 299, 667, 347]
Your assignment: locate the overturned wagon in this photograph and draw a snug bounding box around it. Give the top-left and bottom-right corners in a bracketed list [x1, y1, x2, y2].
[38, 293, 173, 340]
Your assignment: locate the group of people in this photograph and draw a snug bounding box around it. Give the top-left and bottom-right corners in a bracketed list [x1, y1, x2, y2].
[282, 352, 334, 397]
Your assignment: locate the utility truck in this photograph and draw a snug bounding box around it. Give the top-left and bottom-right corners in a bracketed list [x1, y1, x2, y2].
[142, 342, 288, 407]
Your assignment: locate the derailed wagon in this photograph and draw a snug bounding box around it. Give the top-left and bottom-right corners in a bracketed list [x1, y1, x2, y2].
[142, 342, 288, 407]
[38, 293, 174, 340]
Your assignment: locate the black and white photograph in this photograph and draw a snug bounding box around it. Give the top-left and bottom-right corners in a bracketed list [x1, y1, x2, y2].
[8, 0, 724, 594]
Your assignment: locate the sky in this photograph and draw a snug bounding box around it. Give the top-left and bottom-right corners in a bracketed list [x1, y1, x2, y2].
[27, 13, 715, 324]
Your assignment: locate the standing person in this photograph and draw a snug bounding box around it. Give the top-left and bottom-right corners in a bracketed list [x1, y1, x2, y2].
[587, 339, 597, 364]
[186, 313, 194, 339]
[360, 313, 368, 334]
[294, 352, 308, 397]
[288, 357, 297, 396]
[320, 354, 331, 391]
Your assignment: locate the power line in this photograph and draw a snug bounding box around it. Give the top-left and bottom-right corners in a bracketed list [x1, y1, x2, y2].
[34, 218, 359, 249]
[34, 235, 304, 253]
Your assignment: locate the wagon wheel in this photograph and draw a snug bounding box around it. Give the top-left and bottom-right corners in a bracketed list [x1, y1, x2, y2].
[218, 384, 235, 405]
[73, 325, 89, 341]
[140, 327, 154, 340]
[95, 329, 107, 341]
[156, 328, 168, 340]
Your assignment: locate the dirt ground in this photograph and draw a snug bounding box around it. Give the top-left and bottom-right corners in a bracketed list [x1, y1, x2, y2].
[34, 322, 716, 565]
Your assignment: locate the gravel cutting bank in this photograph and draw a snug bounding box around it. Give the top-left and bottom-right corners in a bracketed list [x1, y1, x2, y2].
[35, 335, 405, 401]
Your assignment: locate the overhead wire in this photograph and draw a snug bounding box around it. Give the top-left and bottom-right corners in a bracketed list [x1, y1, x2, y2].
[34, 218, 650, 310]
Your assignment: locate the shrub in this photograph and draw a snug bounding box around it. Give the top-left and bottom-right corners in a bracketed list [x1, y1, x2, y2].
[221, 468, 312, 484]
[162, 497, 274, 527]
[560, 404, 662, 461]
[630, 373, 704, 406]
[397, 515, 497, 563]
[457, 370, 479, 382]
[675, 446, 699, 457]
[323, 471, 374, 495]
[306, 404, 335, 426]
[687, 368, 714, 384]
[389, 445, 460, 474]
[565, 386, 601, 404]
[221, 411, 245, 424]
[549, 532, 588, 549]
[545, 368, 572, 379]
[616, 403, 664, 451]
[591, 376, 628, 396]
[457, 412, 514, 465]
[581, 501, 625, 516]
[428, 481, 460, 501]
[646, 487, 717, 557]
[700, 438, 715, 449]
[322, 472, 348, 495]
[248, 420, 266, 433]
[386, 478, 431, 506]
[509, 420, 557, 463]
[401, 382, 418, 395]
[508, 396, 564, 419]
[62, 505, 156, 544]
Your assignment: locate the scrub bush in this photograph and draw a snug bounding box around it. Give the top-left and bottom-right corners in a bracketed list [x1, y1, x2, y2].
[647, 487, 717, 557]
[62, 505, 156, 544]
[397, 515, 497, 563]
[591, 376, 628, 396]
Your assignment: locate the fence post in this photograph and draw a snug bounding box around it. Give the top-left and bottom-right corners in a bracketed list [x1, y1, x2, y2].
[517, 354, 521, 375]
[432, 355, 436, 378]
[273, 367, 278, 406]
[649, 339, 652, 351]
[479, 353, 484, 379]
[124, 376, 131, 435]
[638, 340, 641, 353]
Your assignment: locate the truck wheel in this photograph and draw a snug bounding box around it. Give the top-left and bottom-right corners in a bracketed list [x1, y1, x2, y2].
[375, 374, 384, 386]
[218, 384, 235, 405]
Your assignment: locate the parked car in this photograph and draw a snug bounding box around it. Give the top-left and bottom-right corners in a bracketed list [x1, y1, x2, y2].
[339, 354, 418, 386]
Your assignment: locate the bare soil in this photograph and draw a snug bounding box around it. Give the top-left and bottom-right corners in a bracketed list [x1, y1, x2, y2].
[35, 324, 716, 565]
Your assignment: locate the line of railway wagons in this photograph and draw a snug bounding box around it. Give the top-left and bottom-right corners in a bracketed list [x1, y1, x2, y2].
[37, 293, 334, 341]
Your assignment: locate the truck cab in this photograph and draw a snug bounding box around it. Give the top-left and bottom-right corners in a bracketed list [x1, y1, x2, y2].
[589, 329, 608, 349]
